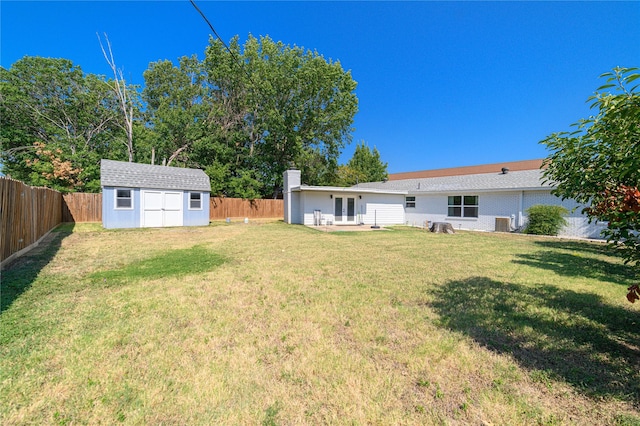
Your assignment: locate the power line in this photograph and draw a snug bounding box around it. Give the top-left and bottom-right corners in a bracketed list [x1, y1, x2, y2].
[188, 0, 252, 82]
[188, 0, 290, 139]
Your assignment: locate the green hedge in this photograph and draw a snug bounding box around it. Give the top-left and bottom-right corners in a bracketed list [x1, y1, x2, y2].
[524, 205, 568, 236]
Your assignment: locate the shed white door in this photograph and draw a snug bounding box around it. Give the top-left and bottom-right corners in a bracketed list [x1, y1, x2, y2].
[142, 190, 183, 227]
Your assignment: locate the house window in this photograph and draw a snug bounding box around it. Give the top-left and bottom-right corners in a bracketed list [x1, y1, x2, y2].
[448, 195, 478, 218]
[189, 192, 202, 210]
[405, 196, 416, 208]
[115, 189, 133, 209]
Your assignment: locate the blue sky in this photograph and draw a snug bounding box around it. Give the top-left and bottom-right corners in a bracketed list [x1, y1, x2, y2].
[1, 1, 639, 174]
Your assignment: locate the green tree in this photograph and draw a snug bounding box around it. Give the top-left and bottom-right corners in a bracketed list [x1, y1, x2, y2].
[540, 66, 640, 300]
[336, 141, 388, 186]
[238, 35, 358, 196]
[143, 35, 358, 198]
[0, 56, 136, 191]
[143, 55, 209, 167]
[143, 47, 261, 198]
[199, 36, 263, 198]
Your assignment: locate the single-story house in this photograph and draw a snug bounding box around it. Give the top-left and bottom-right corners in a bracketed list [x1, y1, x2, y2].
[284, 169, 408, 226]
[284, 159, 607, 239]
[100, 159, 211, 229]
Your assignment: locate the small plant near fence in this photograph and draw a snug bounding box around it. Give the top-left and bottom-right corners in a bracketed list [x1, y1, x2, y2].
[524, 204, 568, 236]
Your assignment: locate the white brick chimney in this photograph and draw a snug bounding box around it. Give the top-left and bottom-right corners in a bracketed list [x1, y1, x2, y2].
[283, 169, 301, 224]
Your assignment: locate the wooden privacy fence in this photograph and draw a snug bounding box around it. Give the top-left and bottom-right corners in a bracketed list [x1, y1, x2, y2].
[59, 194, 283, 221]
[0, 177, 62, 265]
[1, 179, 283, 266]
[209, 197, 283, 219]
[62, 193, 102, 222]
[60, 194, 282, 220]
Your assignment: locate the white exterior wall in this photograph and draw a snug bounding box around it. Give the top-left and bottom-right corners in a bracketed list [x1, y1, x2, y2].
[405, 192, 519, 231]
[360, 194, 405, 225]
[405, 190, 606, 239]
[522, 190, 606, 239]
[299, 191, 405, 226]
[405, 194, 444, 228]
[300, 192, 335, 225]
[291, 192, 302, 224]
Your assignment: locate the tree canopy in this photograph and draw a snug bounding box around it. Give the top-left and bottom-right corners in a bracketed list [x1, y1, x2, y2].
[540, 66, 639, 301]
[0, 56, 136, 192]
[336, 141, 388, 186]
[143, 35, 358, 198]
[1, 36, 359, 197]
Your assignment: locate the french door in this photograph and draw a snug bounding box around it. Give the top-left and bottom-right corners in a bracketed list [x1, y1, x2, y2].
[334, 197, 355, 224]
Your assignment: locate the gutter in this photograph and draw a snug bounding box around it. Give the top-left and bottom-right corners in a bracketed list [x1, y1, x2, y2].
[292, 185, 408, 195]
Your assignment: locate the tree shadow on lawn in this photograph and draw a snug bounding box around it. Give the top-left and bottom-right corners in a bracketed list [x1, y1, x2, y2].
[1, 223, 74, 313]
[513, 249, 636, 284]
[429, 277, 640, 404]
[534, 239, 618, 258]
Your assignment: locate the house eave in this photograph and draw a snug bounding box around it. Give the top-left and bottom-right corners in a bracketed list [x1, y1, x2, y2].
[292, 185, 408, 195]
[406, 185, 555, 195]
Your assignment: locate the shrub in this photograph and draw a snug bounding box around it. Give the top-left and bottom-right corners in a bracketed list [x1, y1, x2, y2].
[524, 205, 568, 236]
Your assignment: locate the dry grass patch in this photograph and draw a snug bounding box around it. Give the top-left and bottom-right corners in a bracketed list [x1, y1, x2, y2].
[1, 222, 639, 425]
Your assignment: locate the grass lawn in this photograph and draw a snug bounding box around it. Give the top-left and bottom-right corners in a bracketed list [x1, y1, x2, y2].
[1, 221, 639, 425]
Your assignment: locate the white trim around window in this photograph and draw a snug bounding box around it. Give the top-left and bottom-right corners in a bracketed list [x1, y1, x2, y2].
[405, 196, 416, 208]
[447, 195, 478, 218]
[188, 192, 202, 210]
[115, 188, 134, 210]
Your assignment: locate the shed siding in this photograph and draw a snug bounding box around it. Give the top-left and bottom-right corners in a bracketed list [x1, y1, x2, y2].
[102, 187, 141, 229]
[103, 187, 210, 229]
[182, 191, 210, 226]
[101, 160, 211, 229]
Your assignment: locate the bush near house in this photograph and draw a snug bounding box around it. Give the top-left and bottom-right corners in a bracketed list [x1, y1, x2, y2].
[524, 204, 568, 236]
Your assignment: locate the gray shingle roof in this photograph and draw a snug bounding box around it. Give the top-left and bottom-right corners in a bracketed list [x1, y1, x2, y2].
[100, 159, 211, 192]
[353, 169, 553, 194]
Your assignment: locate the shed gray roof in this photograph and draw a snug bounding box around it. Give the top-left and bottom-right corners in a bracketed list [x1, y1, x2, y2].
[100, 159, 211, 192]
[353, 169, 553, 194]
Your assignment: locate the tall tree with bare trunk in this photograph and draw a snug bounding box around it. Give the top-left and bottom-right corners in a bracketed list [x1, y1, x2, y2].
[98, 33, 135, 162]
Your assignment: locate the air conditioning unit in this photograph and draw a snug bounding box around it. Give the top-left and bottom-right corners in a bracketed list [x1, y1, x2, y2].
[495, 217, 511, 233]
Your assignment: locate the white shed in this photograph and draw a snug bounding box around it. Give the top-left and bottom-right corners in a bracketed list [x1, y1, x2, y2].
[101, 159, 211, 229]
